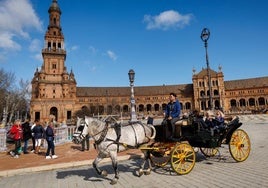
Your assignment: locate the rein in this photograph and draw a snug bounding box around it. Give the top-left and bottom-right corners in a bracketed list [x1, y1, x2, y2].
[90, 121, 109, 145]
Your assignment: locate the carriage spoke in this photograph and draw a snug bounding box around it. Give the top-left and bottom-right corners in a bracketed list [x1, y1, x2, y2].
[171, 143, 196, 175]
[229, 129, 251, 162]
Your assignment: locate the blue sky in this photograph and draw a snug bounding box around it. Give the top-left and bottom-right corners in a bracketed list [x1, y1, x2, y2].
[0, 0, 267, 87]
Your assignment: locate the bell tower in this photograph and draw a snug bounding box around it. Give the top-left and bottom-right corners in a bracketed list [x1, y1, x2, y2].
[30, 0, 77, 124]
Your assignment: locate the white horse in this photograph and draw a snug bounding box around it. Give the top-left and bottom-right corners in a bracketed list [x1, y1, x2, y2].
[72, 116, 156, 185]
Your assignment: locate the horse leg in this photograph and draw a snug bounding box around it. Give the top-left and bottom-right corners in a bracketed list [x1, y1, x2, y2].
[143, 150, 152, 175]
[93, 156, 108, 177]
[137, 150, 149, 177]
[110, 151, 119, 185]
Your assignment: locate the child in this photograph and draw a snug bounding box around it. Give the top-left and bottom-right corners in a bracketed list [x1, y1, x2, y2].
[9, 120, 23, 158]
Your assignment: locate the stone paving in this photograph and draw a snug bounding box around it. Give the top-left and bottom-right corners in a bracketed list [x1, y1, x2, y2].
[0, 115, 268, 188]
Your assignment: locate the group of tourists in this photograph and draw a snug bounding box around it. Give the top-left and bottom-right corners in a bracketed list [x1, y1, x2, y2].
[8, 119, 58, 159]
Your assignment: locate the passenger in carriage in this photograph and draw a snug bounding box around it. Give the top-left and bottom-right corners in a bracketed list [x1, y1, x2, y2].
[204, 109, 225, 135]
[215, 110, 225, 125]
[163, 92, 181, 139]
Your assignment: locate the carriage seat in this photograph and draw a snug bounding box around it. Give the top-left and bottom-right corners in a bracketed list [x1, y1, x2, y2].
[174, 119, 189, 137]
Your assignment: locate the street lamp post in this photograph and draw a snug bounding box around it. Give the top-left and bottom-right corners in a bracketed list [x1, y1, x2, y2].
[201, 28, 213, 110]
[128, 69, 138, 123]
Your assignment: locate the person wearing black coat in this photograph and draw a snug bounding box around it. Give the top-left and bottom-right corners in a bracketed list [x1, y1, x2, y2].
[22, 119, 32, 154]
[45, 122, 58, 159]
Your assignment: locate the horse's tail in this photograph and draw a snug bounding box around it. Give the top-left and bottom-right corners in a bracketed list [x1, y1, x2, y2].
[146, 124, 156, 140]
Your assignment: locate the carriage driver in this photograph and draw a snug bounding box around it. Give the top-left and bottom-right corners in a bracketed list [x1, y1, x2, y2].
[164, 92, 181, 139]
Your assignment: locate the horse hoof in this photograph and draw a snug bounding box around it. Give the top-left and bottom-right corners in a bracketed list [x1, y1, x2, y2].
[101, 170, 108, 177]
[144, 170, 151, 175]
[110, 178, 118, 185]
[137, 169, 144, 177]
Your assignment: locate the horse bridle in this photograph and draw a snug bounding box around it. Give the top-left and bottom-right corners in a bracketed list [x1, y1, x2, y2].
[82, 120, 109, 145]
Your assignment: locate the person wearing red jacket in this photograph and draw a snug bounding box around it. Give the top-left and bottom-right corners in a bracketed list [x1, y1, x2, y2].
[9, 119, 23, 158]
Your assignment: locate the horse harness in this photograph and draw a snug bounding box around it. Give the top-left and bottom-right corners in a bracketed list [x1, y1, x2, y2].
[84, 120, 152, 150]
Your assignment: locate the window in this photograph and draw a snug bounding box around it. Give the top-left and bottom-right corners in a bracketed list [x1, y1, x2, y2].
[67, 111, 72, 120]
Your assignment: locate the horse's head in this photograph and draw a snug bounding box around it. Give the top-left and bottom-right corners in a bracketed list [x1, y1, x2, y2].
[72, 117, 88, 144]
[72, 116, 104, 144]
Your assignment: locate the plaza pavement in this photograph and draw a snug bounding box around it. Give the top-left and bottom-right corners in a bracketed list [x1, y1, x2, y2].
[0, 114, 268, 188]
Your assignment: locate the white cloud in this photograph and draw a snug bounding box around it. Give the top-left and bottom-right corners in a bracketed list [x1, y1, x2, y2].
[106, 50, 117, 61]
[143, 10, 193, 30]
[70, 45, 79, 51]
[29, 39, 41, 52]
[32, 53, 42, 62]
[0, 0, 43, 51]
[0, 32, 21, 50]
[90, 66, 96, 72]
[89, 46, 97, 54]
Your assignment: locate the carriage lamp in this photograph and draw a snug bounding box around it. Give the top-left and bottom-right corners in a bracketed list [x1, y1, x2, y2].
[201, 28, 213, 110]
[128, 69, 138, 123]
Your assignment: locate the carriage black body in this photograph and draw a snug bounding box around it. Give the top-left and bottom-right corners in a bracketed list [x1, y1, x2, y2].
[144, 115, 251, 175]
[180, 116, 242, 148]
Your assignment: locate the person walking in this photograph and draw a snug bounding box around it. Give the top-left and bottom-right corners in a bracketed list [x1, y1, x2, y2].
[81, 134, 90, 151]
[9, 119, 23, 158]
[32, 119, 45, 154]
[22, 118, 31, 154]
[45, 122, 58, 159]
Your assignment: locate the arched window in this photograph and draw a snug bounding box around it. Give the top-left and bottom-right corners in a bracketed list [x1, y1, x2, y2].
[50, 107, 58, 121]
[200, 90, 205, 97]
[239, 99, 246, 107]
[185, 102, 191, 110]
[214, 100, 220, 109]
[123, 105, 129, 113]
[154, 104, 160, 111]
[99, 106, 104, 115]
[138, 104, 144, 112]
[107, 105, 113, 115]
[146, 104, 152, 112]
[249, 98, 255, 106]
[230, 99, 237, 107]
[258, 97, 265, 105]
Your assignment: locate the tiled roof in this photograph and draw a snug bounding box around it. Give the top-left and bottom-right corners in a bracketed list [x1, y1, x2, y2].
[76, 76, 268, 97]
[224, 76, 268, 90]
[77, 84, 193, 97]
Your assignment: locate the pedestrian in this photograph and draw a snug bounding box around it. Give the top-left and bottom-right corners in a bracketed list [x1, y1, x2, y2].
[45, 122, 58, 159]
[9, 119, 23, 158]
[163, 92, 181, 139]
[22, 118, 32, 154]
[32, 119, 45, 154]
[81, 134, 90, 151]
[30, 120, 37, 153]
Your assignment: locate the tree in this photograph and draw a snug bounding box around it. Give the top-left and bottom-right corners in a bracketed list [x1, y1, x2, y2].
[0, 68, 31, 125]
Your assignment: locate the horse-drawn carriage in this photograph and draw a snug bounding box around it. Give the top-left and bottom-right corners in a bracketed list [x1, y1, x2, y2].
[139, 114, 251, 175]
[72, 113, 250, 184]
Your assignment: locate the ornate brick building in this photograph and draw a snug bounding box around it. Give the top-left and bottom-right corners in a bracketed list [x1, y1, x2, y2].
[30, 0, 268, 123]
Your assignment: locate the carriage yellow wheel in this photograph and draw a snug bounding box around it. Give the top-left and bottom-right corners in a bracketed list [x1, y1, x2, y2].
[170, 143, 196, 175]
[200, 147, 219, 157]
[229, 129, 251, 162]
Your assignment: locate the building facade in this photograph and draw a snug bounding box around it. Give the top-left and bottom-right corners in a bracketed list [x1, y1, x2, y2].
[30, 0, 268, 124]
